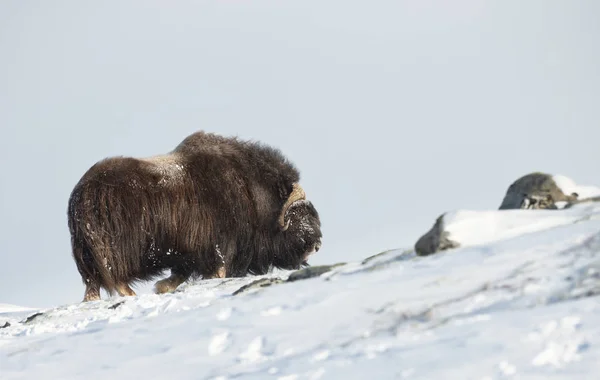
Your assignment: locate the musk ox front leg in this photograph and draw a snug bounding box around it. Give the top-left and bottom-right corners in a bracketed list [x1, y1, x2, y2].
[154, 264, 193, 294]
[154, 273, 188, 294]
[204, 265, 226, 279]
[154, 245, 229, 293]
[154, 265, 226, 294]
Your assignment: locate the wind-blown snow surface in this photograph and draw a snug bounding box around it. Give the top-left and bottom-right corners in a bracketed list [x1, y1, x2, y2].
[2, 204, 600, 379]
[553, 175, 600, 200]
[0, 305, 36, 315]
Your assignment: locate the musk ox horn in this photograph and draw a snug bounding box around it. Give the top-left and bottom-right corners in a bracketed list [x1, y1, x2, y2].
[279, 183, 306, 231]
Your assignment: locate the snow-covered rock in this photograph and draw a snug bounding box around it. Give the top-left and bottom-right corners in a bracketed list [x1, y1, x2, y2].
[499, 172, 590, 210]
[417, 203, 600, 256]
[553, 175, 600, 201]
[417, 174, 600, 256]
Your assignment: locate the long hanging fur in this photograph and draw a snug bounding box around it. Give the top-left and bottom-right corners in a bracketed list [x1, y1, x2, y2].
[68, 131, 322, 301]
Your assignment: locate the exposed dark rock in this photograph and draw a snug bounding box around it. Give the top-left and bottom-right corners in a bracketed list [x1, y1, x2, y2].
[362, 250, 396, 265]
[361, 250, 417, 272]
[232, 278, 284, 296]
[0, 321, 10, 329]
[233, 264, 349, 295]
[414, 213, 460, 256]
[499, 172, 578, 210]
[108, 301, 126, 310]
[287, 264, 346, 282]
[21, 312, 44, 324]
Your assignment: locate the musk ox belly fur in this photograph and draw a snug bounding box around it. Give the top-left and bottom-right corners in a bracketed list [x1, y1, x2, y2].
[67, 131, 322, 302]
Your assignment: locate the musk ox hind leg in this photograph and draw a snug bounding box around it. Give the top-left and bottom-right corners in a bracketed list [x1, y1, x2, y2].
[83, 281, 101, 302]
[203, 265, 226, 279]
[116, 283, 137, 297]
[216, 266, 226, 278]
[71, 239, 106, 302]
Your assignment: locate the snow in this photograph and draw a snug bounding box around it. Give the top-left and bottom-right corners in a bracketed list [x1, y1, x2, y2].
[0, 304, 37, 315]
[445, 203, 600, 247]
[552, 175, 600, 200]
[2, 204, 600, 379]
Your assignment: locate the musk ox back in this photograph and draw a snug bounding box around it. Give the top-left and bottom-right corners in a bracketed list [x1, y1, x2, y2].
[68, 131, 322, 302]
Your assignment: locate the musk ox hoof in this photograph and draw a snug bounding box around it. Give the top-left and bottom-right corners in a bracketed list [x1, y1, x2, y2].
[83, 283, 101, 302]
[83, 293, 101, 302]
[116, 283, 136, 297]
[204, 266, 226, 279]
[154, 276, 187, 294]
[154, 280, 176, 294]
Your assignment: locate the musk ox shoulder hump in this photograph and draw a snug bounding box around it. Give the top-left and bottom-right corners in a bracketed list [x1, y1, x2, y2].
[138, 153, 185, 185]
[174, 131, 300, 185]
[78, 153, 186, 190]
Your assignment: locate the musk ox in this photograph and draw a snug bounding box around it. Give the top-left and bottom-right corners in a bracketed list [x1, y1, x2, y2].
[499, 172, 579, 210]
[67, 131, 322, 302]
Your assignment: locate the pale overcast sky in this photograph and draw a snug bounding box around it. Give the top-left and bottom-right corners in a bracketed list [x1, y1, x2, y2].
[1, 0, 599, 308]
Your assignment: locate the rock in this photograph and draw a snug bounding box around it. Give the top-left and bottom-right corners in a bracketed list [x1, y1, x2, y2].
[232, 278, 284, 296]
[361, 249, 416, 272]
[233, 264, 349, 295]
[0, 321, 10, 329]
[499, 172, 579, 210]
[21, 312, 44, 324]
[362, 250, 396, 264]
[414, 213, 460, 256]
[108, 301, 125, 310]
[287, 264, 345, 282]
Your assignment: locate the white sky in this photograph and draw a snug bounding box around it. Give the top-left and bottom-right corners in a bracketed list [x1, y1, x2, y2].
[1, 0, 599, 308]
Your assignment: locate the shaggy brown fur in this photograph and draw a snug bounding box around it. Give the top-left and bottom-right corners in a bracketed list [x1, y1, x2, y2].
[68, 131, 322, 302]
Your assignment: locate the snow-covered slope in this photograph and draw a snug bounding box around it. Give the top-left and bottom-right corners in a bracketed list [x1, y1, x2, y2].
[0, 304, 37, 315]
[444, 204, 600, 247]
[553, 174, 600, 200]
[2, 204, 600, 379]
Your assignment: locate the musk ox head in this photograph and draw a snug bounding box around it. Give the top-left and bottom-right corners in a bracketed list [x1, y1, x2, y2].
[263, 183, 322, 268]
[281, 198, 322, 264]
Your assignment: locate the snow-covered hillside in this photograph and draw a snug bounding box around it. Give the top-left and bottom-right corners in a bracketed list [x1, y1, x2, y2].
[2, 203, 600, 379]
